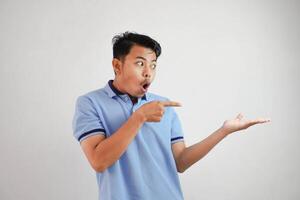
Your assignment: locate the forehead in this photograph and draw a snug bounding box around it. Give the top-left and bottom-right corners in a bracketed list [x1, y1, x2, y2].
[126, 45, 157, 61]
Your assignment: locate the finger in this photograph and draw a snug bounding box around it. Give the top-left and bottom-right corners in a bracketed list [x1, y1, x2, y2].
[160, 101, 182, 107]
[247, 118, 271, 126]
[236, 113, 243, 120]
[255, 118, 271, 123]
[153, 116, 162, 122]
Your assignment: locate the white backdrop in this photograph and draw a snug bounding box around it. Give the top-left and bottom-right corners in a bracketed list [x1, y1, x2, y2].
[1, 0, 299, 199]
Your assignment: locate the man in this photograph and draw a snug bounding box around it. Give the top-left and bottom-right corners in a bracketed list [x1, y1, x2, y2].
[72, 31, 270, 200]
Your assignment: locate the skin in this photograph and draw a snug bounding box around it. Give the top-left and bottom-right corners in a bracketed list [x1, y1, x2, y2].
[80, 44, 271, 173]
[111, 45, 158, 104]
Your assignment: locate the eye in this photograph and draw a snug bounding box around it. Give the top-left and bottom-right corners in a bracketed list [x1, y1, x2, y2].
[136, 61, 143, 66]
[151, 63, 157, 69]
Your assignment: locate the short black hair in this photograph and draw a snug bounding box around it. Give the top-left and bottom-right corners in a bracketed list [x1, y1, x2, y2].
[112, 31, 161, 61]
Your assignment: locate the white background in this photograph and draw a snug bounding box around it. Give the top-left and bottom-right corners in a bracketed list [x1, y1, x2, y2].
[1, 0, 299, 199]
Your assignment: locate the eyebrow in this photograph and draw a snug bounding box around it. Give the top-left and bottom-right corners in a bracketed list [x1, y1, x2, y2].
[135, 56, 157, 62]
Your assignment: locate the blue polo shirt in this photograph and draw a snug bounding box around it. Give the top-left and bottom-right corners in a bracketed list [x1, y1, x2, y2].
[72, 80, 185, 200]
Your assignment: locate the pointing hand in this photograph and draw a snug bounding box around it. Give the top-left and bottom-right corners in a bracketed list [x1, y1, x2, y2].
[136, 101, 181, 122]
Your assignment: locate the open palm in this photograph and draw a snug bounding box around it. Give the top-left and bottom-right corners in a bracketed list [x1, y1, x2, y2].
[222, 113, 271, 135]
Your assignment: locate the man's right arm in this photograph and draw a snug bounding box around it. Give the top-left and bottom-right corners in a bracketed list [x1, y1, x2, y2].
[80, 100, 181, 173]
[80, 111, 146, 173]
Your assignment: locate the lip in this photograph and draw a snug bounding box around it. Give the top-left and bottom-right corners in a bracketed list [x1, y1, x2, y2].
[141, 82, 150, 93]
[141, 86, 147, 93]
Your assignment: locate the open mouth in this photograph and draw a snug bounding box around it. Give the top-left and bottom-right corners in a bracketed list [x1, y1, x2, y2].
[142, 83, 150, 91]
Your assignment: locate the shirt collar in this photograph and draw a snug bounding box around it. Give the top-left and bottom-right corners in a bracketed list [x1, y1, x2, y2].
[105, 80, 147, 101]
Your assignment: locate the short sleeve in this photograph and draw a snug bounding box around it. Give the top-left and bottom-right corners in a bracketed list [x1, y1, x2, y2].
[170, 107, 185, 144]
[72, 95, 106, 143]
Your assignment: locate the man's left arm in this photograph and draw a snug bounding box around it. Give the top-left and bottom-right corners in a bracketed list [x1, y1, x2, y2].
[172, 113, 271, 173]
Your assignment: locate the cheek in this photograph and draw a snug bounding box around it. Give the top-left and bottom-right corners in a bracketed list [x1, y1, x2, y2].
[121, 64, 135, 77]
[123, 67, 141, 81]
[130, 67, 143, 78]
[151, 70, 156, 80]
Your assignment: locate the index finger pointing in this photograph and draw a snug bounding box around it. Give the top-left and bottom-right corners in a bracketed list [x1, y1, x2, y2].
[160, 101, 182, 107]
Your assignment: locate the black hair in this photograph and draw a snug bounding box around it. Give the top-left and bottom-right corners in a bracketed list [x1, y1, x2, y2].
[112, 31, 161, 61]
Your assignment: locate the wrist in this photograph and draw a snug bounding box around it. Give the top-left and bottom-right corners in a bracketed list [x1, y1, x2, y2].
[133, 110, 147, 123]
[219, 126, 231, 137]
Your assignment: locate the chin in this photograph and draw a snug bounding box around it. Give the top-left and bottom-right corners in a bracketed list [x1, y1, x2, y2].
[127, 91, 140, 98]
[134, 94, 144, 98]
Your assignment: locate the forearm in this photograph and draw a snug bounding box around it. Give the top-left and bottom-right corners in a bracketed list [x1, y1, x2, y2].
[94, 111, 146, 171]
[178, 127, 229, 172]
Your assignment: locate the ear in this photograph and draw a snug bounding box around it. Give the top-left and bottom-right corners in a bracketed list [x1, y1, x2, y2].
[112, 58, 122, 75]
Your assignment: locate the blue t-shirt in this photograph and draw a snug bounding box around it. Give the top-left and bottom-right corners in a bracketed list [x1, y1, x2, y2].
[72, 80, 185, 200]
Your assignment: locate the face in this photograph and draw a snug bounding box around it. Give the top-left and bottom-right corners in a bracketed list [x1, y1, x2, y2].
[113, 45, 157, 98]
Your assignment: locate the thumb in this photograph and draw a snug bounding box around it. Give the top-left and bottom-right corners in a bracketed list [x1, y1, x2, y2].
[236, 113, 243, 120]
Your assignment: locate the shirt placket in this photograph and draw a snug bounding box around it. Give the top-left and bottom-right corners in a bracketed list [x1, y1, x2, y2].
[121, 95, 134, 117]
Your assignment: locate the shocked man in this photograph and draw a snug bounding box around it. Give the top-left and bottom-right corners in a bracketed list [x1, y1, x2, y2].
[72, 31, 270, 200]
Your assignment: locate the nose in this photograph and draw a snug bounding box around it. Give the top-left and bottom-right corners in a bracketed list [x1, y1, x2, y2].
[143, 65, 152, 78]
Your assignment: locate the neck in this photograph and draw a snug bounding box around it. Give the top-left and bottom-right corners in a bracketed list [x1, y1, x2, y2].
[129, 96, 138, 104]
[112, 79, 138, 104]
[112, 79, 126, 94]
